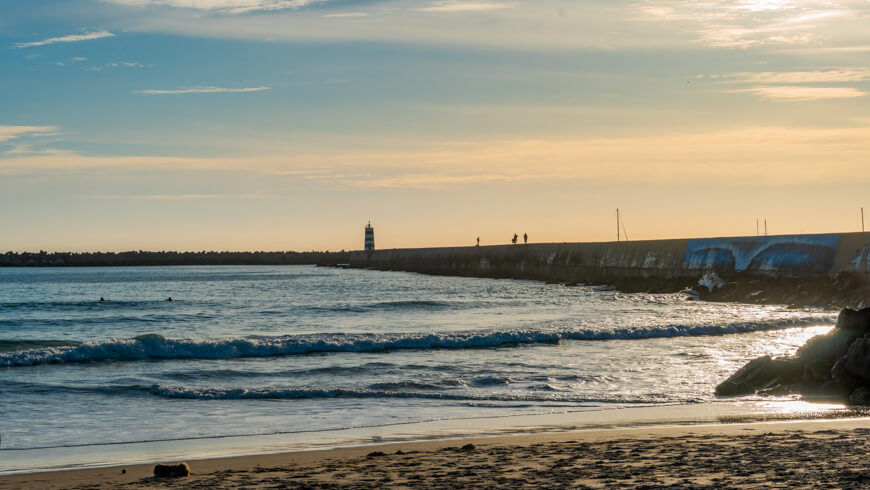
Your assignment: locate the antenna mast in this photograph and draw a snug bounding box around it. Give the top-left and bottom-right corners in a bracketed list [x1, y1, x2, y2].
[617, 208, 620, 243]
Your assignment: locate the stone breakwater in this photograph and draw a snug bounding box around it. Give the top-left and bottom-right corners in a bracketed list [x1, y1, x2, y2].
[349, 233, 870, 308]
[716, 308, 870, 404]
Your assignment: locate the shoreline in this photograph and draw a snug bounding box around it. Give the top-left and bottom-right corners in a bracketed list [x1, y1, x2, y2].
[1, 399, 863, 476]
[5, 416, 870, 488]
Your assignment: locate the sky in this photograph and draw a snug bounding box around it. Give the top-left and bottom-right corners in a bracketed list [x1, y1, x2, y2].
[2, 0, 870, 252]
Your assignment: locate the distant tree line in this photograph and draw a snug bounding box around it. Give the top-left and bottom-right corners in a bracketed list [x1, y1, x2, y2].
[0, 250, 352, 267]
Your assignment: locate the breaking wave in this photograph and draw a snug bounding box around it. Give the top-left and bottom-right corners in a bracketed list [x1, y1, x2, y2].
[0, 314, 834, 368]
[147, 384, 688, 404]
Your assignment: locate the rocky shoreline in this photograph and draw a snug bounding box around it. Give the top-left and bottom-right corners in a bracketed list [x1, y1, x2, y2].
[692, 273, 870, 310]
[717, 307, 870, 404]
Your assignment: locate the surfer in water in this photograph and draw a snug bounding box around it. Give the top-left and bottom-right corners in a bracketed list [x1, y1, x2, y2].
[166, 297, 173, 302]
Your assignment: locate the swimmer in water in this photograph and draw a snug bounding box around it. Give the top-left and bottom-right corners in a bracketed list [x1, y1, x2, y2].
[166, 297, 173, 302]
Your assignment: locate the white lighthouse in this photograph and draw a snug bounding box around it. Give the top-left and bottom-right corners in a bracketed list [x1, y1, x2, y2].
[364, 221, 375, 251]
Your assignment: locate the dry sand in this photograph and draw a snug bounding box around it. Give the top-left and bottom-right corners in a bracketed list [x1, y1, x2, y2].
[4, 419, 870, 489]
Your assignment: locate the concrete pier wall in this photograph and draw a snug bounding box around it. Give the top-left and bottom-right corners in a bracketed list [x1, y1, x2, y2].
[349, 232, 870, 288]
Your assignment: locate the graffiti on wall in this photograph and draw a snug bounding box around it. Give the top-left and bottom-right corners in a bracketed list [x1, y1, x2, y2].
[846, 245, 870, 273]
[682, 234, 839, 275]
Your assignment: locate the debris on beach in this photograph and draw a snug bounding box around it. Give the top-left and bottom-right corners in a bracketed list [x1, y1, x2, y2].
[716, 307, 870, 404]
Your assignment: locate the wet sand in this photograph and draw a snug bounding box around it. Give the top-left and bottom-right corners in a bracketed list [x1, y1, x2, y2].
[4, 419, 870, 488]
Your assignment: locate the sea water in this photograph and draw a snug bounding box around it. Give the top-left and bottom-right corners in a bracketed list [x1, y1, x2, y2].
[0, 265, 839, 472]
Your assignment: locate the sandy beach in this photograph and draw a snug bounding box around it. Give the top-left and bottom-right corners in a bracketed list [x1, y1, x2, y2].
[5, 418, 870, 489]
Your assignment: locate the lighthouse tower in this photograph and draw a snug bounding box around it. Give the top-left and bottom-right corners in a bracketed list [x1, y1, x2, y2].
[364, 221, 375, 251]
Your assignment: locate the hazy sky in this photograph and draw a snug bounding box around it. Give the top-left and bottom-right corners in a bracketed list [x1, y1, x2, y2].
[3, 0, 870, 251]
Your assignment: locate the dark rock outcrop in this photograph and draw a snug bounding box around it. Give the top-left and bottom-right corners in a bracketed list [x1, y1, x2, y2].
[153, 462, 191, 478]
[716, 307, 870, 404]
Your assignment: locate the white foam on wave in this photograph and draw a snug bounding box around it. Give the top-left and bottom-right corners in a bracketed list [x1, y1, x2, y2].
[148, 384, 689, 405]
[0, 314, 836, 368]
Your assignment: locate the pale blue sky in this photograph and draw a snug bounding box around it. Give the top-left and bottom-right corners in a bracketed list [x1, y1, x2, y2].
[3, 0, 870, 251]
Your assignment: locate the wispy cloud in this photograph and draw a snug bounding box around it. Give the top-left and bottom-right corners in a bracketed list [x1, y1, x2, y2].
[5, 128, 870, 189]
[420, 1, 512, 12]
[716, 67, 870, 100]
[88, 61, 150, 71]
[94, 193, 265, 200]
[322, 12, 367, 18]
[13, 31, 115, 49]
[637, 0, 851, 49]
[0, 126, 58, 143]
[723, 68, 870, 84]
[728, 86, 866, 101]
[102, 0, 322, 14]
[134, 86, 271, 94]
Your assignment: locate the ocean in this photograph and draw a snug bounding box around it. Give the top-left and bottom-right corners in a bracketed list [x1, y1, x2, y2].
[0, 265, 840, 473]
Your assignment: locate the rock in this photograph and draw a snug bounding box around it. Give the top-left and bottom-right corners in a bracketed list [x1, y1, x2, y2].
[802, 358, 834, 383]
[850, 387, 870, 405]
[836, 308, 870, 334]
[758, 384, 793, 396]
[831, 357, 863, 392]
[153, 463, 190, 478]
[717, 308, 870, 403]
[461, 443, 476, 451]
[843, 338, 870, 382]
[715, 356, 773, 396]
[715, 357, 802, 396]
[795, 331, 854, 363]
[801, 379, 850, 400]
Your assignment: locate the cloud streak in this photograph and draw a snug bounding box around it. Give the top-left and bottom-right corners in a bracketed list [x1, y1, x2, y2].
[14, 31, 115, 48]
[729, 86, 867, 101]
[420, 1, 512, 12]
[0, 126, 58, 143]
[723, 68, 870, 84]
[6, 127, 870, 189]
[93, 193, 265, 200]
[134, 86, 271, 94]
[103, 0, 322, 14]
[637, 0, 853, 49]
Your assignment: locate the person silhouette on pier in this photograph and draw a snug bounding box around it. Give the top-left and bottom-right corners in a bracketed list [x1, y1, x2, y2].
[523, 233, 528, 244]
[512, 233, 518, 245]
[476, 237, 480, 247]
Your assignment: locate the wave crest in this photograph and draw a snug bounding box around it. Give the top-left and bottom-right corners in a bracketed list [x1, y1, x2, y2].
[0, 315, 833, 368]
[148, 384, 686, 404]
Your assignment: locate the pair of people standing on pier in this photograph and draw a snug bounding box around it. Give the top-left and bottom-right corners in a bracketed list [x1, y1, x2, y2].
[510, 233, 528, 245]
[476, 233, 528, 246]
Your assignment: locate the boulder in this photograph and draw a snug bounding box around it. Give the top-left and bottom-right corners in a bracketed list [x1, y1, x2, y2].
[153, 463, 190, 478]
[715, 357, 802, 396]
[849, 387, 870, 406]
[836, 308, 870, 334]
[802, 358, 835, 384]
[716, 308, 870, 403]
[802, 380, 851, 401]
[715, 356, 772, 396]
[831, 357, 863, 392]
[843, 338, 870, 382]
[794, 331, 854, 363]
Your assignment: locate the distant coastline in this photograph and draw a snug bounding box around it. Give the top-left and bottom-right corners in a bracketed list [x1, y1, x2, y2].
[0, 250, 351, 267]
